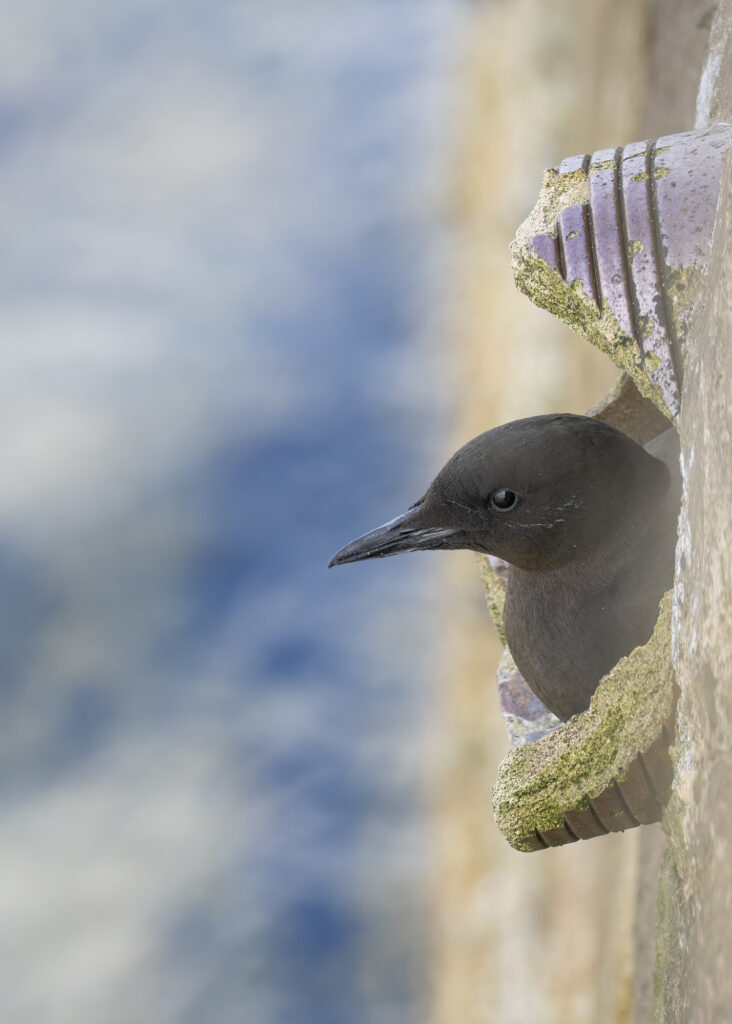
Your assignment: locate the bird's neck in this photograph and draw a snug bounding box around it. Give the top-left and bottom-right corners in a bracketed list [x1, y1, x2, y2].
[506, 515, 642, 605]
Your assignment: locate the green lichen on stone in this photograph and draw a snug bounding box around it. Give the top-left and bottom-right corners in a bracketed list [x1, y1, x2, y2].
[511, 168, 677, 419]
[477, 553, 506, 642]
[590, 159, 616, 173]
[644, 352, 661, 372]
[638, 312, 653, 341]
[664, 265, 703, 342]
[628, 239, 644, 260]
[511, 240, 672, 419]
[492, 592, 674, 852]
[515, 166, 588, 241]
[566, 229, 579, 240]
[632, 168, 669, 182]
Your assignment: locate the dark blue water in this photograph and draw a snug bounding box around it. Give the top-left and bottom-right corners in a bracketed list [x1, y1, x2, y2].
[0, 3, 462, 1021]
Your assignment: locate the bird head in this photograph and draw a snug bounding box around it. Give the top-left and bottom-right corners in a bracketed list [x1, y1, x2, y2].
[328, 414, 669, 572]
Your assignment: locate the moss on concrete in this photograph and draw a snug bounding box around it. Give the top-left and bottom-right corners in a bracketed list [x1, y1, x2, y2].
[492, 592, 675, 851]
[632, 167, 670, 182]
[477, 553, 506, 643]
[510, 162, 694, 421]
[644, 352, 661, 372]
[590, 158, 616, 173]
[664, 265, 703, 350]
[511, 239, 673, 418]
[514, 166, 588, 241]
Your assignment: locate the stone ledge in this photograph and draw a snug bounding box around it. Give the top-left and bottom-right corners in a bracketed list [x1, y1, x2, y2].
[492, 592, 675, 852]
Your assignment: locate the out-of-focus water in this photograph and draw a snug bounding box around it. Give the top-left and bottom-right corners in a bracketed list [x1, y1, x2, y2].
[0, 3, 462, 1021]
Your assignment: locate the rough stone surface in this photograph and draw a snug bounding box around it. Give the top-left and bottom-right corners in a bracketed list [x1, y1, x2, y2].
[495, 646, 562, 747]
[493, 593, 675, 852]
[479, 0, 729, 1014]
[653, 4, 732, 1017]
[512, 126, 732, 424]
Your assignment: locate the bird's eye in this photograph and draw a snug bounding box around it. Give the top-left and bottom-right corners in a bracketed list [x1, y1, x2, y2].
[490, 489, 517, 510]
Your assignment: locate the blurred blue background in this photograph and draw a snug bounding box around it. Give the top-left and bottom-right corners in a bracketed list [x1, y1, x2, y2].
[0, 3, 463, 1021]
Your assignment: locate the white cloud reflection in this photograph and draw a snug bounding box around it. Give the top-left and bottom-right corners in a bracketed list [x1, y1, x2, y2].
[0, 2, 458, 1021]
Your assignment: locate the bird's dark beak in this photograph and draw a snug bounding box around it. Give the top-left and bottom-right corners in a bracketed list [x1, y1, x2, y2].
[328, 507, 459, 568]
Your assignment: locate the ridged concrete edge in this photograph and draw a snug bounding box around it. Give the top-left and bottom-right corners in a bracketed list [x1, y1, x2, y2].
[492, 592, 675, 852]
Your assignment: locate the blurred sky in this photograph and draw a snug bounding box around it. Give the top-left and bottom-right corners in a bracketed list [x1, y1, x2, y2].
[0, 3, 465, 1022]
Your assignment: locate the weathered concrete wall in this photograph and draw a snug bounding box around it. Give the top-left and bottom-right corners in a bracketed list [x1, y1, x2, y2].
[654, 4, 732, 1019]
[433, 1, 722, 1021]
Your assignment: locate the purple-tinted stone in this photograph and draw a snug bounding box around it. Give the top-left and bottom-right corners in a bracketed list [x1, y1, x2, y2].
[558, 202, 597, 305]
[653, 124, 732, 363]
[588, 145, 635, 337]
[529, 233, 559, 270]
[558, 153, 587, 176]
[621, 138, 680, 417]
[654, 125, 731, 270]
[497, 654, 562, 747]
[516, 127, 732, 426]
